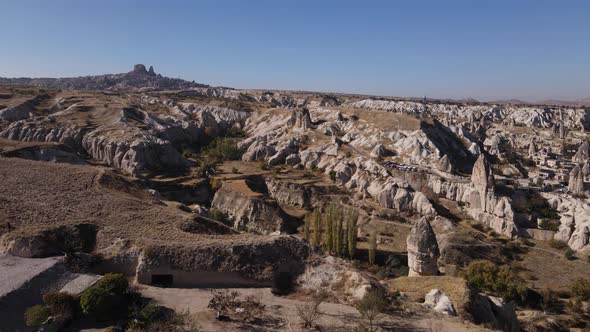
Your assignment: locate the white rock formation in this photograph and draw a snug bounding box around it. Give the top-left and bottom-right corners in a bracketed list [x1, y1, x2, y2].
[423, 289, 456, 316]
[407, 218, 440, 276]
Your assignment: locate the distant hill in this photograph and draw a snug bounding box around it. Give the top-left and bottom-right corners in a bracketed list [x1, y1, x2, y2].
[0, 64, 209, 91]
[539, 97, 590, 107]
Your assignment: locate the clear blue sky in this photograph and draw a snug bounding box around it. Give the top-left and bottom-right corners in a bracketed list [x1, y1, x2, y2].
[1, 0, 589, 101]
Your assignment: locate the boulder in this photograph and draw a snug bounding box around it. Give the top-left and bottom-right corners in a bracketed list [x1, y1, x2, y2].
[423, 289, 456, 316]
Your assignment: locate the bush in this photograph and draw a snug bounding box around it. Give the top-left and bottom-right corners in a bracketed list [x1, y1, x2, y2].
[140, 302, 166, 323]
[570, 278, 590, 301]
[80, 274, 128, 321]
[80, 286, 117, 321]
[210, 208, 223, 222]
[207, 290, 265, 323]
[24, 305, 50, 327]
[548, 239, 568, 250]
[296, 291, 325, 328]
[356, 289, 388, 332]
[43, 291, 79, 321]
[461, 260, 527, 302]
[565, 248, 576, 260]
[205, 137, 243, 161]
[95, 273, 129, 295]
[538, 219, 559, 231]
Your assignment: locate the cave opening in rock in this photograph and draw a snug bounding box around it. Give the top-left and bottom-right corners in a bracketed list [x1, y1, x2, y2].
[151, 274, 174, 287]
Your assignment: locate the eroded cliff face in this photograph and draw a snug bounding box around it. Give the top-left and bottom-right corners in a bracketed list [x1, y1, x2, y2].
[544, 193, 590, 251]
[239, 108, 437, 218]
[427, 154, 518, 237]
[211, 181, 296, 234]
[135, 235, 310, 286]
[0, 98, 251, 176]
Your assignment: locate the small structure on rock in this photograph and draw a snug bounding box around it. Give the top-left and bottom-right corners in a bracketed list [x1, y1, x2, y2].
[406, 217, 440, 276]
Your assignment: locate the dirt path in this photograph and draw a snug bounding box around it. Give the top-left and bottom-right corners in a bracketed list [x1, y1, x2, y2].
[138, 285, 489, 332]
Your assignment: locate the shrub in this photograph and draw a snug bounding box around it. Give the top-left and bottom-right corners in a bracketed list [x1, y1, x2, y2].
[538, 219, 559, 231]
[570, 278, 590, 301]
[206, 137, 243, 161]
[207, 290, 240, 318]
[80, 286, 116, 320]
[24, 305, 50, 327]
[260, 163, 269, 170]
[356, 289, 388, 332]
[95, 273, 129, 295]
[80, 274, 128, 321]
[207, 290, 265, 323]
[565, 248, 576, 260]
[329, 170, 337, 182]
[231, 167, 239, 174]
[296, 290, 326, 328]
[461, 260, 527, 302]
[210, 208, 223, 222]
[43, 291, 79, 321]
[140, 302, 166, 323]
[548, 239, 568, 250]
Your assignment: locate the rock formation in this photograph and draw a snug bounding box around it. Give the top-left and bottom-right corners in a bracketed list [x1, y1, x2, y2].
[528, 139, 536, 158]
[211, 181, 294, 234]
[370, 143, 386, 159]
[423, 289, 456, 316]
[436, 154, 452, 173]
[406, 217, 440, 276]
[568, 165, 585, 195]
[573, 140, 590, 164]
[471, 153, 495, 196]
[288, 108, 312, 132]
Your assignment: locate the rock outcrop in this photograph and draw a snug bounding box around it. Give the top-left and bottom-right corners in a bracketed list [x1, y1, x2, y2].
[436, 154, 452, 173]
[406, 218, 440, 276]
[573, 140, 590, 164]
[428, 154, 518, 237]
[211, 181, 295, 234]
[423, 289, 456, 316]
[568, 165, 585, 195]
[287, 108, 312, 132]
[135, 236, 310, 287]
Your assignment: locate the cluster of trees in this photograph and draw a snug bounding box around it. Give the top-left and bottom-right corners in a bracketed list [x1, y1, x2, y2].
[25, 273, 200, 331]
[303, 203, 359, 259]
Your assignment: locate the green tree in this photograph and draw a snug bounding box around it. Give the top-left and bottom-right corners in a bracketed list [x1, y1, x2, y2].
[303, 215, 310, 242]
[462, 260, 527, 302]
[312, 209, 321, 246]
[347, 208, 358, 260]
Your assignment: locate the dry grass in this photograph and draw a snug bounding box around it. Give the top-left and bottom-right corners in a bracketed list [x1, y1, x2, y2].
[0, 157, 267, 250]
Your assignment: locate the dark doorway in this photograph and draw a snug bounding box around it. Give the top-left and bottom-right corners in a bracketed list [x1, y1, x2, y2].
[151, 274, 174, 287]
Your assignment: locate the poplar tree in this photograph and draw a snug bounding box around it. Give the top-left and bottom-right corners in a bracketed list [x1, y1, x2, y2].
[347, 208, 358, 260]
[312, 209, 321, 246]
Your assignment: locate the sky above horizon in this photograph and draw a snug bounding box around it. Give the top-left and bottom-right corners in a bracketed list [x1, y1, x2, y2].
[1, 0, 589, 102]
